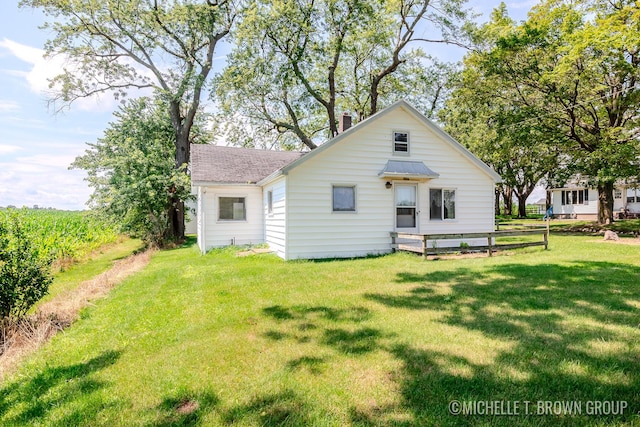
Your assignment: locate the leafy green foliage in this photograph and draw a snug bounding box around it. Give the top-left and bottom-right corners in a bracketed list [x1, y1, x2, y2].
[216, 0, 469, 149]
[451, 0, 640, 223]
[442, 5, 562, 218]
[0, 212, 53, 319]
[72, 98, 207, 246]
[20, 0, 236, 240]
[0, 209, 118, 264]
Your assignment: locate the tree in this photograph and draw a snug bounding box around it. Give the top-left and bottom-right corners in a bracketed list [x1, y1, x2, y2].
[473, 0, 640, 223]
[20, 0, 238, 240]
[216, 0, 469, 150]
[72, 97, 210, 246]
[442, 4, 561, 218]
[0, 212, 53, 320]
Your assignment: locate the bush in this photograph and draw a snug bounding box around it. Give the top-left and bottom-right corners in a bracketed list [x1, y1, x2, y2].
[0, 213, 53, 320]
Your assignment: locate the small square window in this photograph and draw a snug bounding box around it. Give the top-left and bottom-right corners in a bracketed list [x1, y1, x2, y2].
[219, 197, 246, 220]
[332, 185, 356, 212]
[393, 131, 409, 154]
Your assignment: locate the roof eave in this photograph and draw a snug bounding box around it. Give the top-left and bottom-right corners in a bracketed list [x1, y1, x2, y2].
[191, 180, 261, 187]
[257, 170, 285, 186]
[378, 173, 440, 180]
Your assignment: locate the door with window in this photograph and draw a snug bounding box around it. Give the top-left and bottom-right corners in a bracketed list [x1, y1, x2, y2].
[395, 184, 418, 232]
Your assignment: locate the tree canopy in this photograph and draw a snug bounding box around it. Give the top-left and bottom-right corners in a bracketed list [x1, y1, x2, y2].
[444, 0, 640, 222]
[21, 0, 238, 239]
[72, 97, 210, 246]
[215, 0, 469, 150]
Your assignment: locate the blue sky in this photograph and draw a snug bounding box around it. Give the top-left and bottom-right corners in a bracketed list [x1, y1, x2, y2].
[0, 1, 535, 211]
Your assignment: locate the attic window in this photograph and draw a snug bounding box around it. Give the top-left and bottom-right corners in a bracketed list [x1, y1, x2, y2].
[393, 131, 409, 155]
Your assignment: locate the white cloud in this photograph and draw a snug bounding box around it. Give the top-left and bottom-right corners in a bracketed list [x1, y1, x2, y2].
[0, 38, 119, 112]
[0, 100, 19, 112]
[0, 38, 42, 64]
[0, 144, 21, 155]
[0, 157, 90, 210]
[0, 144, 21, 154]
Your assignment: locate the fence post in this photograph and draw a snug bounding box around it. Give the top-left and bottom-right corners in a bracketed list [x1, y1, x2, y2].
[422, 235, 428, 259]
[487, 234, 493, 257]
[544, 218, 550, 250]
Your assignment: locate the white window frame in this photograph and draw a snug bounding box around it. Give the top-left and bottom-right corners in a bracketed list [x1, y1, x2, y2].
[392, 130, 410, 156]
[218, 196, 247, 222]
[561, 189, 589, 206]
[332, 184, 357, 213]
[429, 188, 456, 221]
[395, 183, 418, 230]
[267, 190, 273, 215]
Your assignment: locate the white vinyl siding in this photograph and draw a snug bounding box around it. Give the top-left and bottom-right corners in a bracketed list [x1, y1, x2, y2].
[264, 177, 287, 258]
[551, 188, 598, 217]
[200, 185, 263, 249]
[284, 106, 495, 259]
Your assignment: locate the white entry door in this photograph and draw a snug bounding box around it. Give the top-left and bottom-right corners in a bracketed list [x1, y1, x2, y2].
[395, 184, 418, 232]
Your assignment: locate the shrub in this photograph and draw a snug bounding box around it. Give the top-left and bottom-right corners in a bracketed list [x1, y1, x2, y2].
[0, 213, 53, 320]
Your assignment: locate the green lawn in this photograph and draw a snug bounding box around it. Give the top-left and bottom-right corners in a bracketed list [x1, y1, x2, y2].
[38, 237, 144, 306]
[1, 235, 639, 426]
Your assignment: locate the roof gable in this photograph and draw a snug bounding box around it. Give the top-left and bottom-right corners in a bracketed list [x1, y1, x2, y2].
[280, 99, 501, 183]
[191, 145, 305, 184]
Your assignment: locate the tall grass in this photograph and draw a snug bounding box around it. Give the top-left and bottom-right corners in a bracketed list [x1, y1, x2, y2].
[0, 208, 119, 265]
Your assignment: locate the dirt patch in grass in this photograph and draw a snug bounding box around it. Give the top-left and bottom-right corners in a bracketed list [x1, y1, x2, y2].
[588, 237, 640, 246]
[237, 248, 274, 257]
[175, 399, 200, 415]
[0, 248, 153, 380]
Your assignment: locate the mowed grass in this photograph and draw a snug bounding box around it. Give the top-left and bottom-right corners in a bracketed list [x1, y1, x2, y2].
[1, 236, 639, 426]
[37, 237, 144, 306]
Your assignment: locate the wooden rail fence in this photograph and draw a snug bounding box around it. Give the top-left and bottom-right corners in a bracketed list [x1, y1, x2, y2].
[390, 228, 548, 258]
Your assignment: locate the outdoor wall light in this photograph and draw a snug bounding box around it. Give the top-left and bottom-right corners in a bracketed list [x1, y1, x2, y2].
[385, 181, 392, 189]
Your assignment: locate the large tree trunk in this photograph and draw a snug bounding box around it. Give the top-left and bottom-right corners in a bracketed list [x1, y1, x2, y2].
[495, 189, 501, 216]
[167, 123, 190, 243]
[514, 185, 535, 218]
[500, 185, 513, 216]
[597, 182, 615, 224]
[515, 193, 530, 218]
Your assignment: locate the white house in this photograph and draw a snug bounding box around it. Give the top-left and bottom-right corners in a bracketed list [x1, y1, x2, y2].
[549, 181, 640, 219]
[191, 100, 502, 260]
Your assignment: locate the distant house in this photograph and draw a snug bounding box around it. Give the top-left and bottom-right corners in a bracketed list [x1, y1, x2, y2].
[191, 100, 502, 260]
[532, 198, 548, 215]
[549, 180, 640, 219]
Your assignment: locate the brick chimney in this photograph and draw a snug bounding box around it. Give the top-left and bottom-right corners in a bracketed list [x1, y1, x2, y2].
[338, 112, 352, 133]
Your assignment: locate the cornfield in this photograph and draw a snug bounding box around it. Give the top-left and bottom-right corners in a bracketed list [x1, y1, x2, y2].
[0, 209, 119, 264]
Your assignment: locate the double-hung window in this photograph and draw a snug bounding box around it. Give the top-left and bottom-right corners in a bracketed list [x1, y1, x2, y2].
[393, 131, 409, 155]
[429, 189, 456, 220]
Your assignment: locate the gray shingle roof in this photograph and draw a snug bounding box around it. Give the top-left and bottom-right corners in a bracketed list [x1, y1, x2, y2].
[191, 145, 306, 184]
[378, 160, 439, 179]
